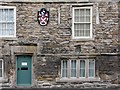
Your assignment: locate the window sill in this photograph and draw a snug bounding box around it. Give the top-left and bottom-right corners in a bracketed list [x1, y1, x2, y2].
[71, 37, 94, 41]
[0, 37, 18, 41]
[56, 77, 100, 82]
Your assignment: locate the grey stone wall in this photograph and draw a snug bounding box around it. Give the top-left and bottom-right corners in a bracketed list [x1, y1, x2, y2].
[0, 1, 119, 88]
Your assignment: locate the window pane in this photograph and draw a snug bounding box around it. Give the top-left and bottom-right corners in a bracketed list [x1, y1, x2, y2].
[0, 23, 2, 29]
[80, 30, 84, 36]
[74, 9, 79, 22]
[9, 9, 14, 21]
[80, 60, 85, 77]
[0, 69, 2, 77]
[89, 60, 94, 69]
[0, 60, 2, 68]
[86, 16, 90, 22]
[80, 69, 85, 77]
[71, 60, 76, 68]
[2, 23, 6, 29]
[86, 24, 90, 30]
[71, 69, 76, 77]
[89, 60, 95, 77]
[62, 60, 67, 77]
[89, 69, 94, 77]
[62, 69, 67, 77]
[84, 30, 90, 36]
[80, 60, 85, 68]
[0, 9, 2, 21]
[86, 9, 90, 15]
[63, 61, 67, 68]
[80, 9, 84, 16]
[71, 60, 76, 77]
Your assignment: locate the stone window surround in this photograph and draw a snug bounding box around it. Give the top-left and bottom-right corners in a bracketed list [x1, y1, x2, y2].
[0, 6, 16, 37]
[60, 59, 96, 80]
[56, 59, 100, 82]
[72, 6, 93, 40]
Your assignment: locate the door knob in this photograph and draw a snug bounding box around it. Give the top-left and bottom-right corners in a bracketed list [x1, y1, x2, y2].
[18, 68, 20, 70]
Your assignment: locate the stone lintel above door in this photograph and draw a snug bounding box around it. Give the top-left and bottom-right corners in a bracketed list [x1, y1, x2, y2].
[11, 46, 37, 54]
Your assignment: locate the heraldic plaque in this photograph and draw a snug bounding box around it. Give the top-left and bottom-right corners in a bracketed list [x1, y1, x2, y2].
[37, 8, 49, 26]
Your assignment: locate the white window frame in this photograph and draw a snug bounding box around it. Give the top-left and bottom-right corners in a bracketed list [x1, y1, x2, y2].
[0, 59, 3, 78]
[0, 6, 16, 37]
[72, 6, 92, 39]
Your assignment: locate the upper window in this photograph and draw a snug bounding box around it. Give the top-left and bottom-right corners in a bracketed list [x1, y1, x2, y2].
[0, 6, 16, 37]
[72, 6, 92, 39]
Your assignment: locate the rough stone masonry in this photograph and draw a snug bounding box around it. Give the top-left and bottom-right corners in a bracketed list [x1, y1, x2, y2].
[0, 0, 119, 89]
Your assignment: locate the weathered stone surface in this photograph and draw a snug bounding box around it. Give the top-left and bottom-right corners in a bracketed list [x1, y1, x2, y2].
[0, 0, 119, 88]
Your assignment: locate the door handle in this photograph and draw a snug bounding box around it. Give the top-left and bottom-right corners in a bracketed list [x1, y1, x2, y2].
[18, 68, 20, 70]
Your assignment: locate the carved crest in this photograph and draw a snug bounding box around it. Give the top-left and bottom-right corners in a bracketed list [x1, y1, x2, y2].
[37, 8, 49, 26]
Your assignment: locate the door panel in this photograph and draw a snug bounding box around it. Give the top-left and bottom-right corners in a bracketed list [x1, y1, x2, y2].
[16, 55, 32, 86]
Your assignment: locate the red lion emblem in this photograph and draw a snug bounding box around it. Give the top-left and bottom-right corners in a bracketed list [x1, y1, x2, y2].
[37, 8, 49, 26]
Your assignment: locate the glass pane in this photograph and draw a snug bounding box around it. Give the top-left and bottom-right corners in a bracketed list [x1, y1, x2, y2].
[80, 69, 85, 77]
[0, 9, 2, 21]
[80, 9, 84, 16]
[62, 61, 67, 68]
[2, 23, 6, 29]
[85, 30, 90, 36]
[74, 30, 79, 37]
[2, 9, 5, 21]
[80, 30, 84, 36]
[7, 23, 14, 29]
[80, 9, 85, 22]
[80, 24, 84, 30]
[80, 16, 84, 22]
[89, 69, 94, 77]
[86, 9, 90, 15]
[80, 60, 85, 68]
[71, 69, 76, 77]
[86, 16, 90, 22]
[75, 9, 79, 16]
[89, 60, 95, 77]
[62, 69, 67, 77]
[0, 69, 2, 77]
[9, 9, 14, 21]
[71, 60, 76, 77]
[89, 60, 94, 69]
[0, 29, 2, 36]
[5, 9, 9, 21]
[0, 60, 2, 68]
[74, 24, 79, 30]
[71, 60, 76, 68]
[86, 24, 90, 30]
[74, 9, 80, 22]
[0, 23, 2, 29]
[80, 60, 85, 77]
[9, 29, 14, 35]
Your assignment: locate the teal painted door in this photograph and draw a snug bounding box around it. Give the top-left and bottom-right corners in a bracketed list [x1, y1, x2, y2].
[16, 55, 32, 86]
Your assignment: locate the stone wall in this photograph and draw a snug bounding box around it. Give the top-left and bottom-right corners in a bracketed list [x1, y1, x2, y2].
[0, 1, 119, 88]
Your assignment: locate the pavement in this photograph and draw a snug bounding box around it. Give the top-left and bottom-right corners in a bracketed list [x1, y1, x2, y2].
[1, 88, 120, 90]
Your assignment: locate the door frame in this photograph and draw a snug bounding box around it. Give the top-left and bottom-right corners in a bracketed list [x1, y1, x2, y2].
[15, 54, 33, 86]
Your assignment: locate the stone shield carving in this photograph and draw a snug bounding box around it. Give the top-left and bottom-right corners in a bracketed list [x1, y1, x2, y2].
[37, 8, 49, 26]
